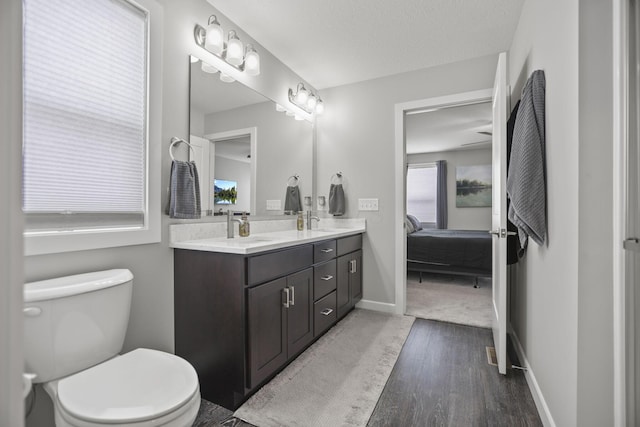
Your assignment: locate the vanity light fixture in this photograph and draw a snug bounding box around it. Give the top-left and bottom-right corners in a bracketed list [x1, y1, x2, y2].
[194, 16, 261, 77]
[288, 83, 324, 115]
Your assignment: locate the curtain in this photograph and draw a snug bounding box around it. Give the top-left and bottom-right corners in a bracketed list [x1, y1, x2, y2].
[436, 160, 447, 229]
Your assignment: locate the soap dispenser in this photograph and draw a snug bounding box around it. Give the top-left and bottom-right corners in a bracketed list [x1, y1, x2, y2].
[297, 211, 304, 231]
[239, 212, 250, 237]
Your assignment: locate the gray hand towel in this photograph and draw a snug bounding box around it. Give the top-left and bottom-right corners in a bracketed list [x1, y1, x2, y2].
[329, 184, 345, 216]
[284, 185, 302, 214]
[506, 70, 546, 249]
[168, 160, 201, 219]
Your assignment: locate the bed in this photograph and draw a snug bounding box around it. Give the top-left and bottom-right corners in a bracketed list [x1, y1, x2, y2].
[406, 228, 492, 286]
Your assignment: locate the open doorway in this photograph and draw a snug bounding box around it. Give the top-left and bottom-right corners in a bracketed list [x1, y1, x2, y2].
[403, 100, 494, 328]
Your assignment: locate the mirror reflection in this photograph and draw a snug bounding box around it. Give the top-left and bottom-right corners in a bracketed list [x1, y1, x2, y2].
[189, 57, 313, 217]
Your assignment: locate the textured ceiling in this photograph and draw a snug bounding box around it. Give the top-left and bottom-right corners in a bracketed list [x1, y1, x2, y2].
[209, 0, 524, 89]
[405, 101, 492, 154]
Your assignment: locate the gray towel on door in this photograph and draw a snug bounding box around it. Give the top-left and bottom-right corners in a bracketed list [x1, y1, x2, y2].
[168, 160, 201, 219]
[329, 184, 345, 216]
[284, 186, 302, 214]
[506, 70, 546, 249]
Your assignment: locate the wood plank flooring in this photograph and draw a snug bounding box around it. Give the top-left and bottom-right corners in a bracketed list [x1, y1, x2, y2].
[193, 318, 542, 426]
[368, 319, 542, 427]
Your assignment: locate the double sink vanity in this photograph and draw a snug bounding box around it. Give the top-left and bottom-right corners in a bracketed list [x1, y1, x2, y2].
[170, 218, 365, 409]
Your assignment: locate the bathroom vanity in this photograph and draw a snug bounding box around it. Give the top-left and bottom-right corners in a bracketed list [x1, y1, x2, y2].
[171, 222, 364, 410]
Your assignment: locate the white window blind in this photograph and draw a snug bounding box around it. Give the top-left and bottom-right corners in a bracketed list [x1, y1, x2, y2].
[23, 0, 148, 232]
[407, 164, 437, 223]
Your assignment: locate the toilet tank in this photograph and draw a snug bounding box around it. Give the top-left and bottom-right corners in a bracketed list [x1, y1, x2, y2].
[24, 269, 134, 383]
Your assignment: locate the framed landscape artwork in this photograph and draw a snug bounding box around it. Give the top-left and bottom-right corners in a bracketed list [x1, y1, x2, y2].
[456, 165, 492, 207]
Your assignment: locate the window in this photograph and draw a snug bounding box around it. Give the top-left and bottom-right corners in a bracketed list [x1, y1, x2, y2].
[23, 0, 161, 255]
[406, 163, 437, 224]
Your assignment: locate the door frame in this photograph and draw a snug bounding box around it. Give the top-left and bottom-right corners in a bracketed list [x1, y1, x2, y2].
[393, 88, 493, 315]
[613, 0, 634, 425]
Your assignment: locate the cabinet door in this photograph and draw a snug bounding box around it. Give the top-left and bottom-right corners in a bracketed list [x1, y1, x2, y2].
[336, 254, 351, 318]
[351, 250, 363, 302]
[247, 277, 288, 389]
[287, 268, 313, 357]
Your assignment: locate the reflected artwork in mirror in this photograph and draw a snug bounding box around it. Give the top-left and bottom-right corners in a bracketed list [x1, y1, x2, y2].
[189, 56, 313, 217]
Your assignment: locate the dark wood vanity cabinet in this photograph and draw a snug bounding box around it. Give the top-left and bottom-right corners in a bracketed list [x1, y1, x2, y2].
[174, 233, 362, 410]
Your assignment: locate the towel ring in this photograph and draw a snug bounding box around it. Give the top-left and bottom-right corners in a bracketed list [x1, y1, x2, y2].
[170, 137, 196, 161]
[331, 172, 343, 185]
[287, 175, 300, 187]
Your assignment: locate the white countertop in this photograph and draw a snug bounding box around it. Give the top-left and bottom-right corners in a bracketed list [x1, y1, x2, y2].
[170, 218, 365, 255]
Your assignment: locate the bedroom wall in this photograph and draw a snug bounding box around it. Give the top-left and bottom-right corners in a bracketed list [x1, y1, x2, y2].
[407, 147, 492, 230]
[508, 0, 580, 425]
[316, 54, 497, 306]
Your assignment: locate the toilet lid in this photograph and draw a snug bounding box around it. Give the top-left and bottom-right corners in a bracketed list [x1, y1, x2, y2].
[57, 348, 199, 424]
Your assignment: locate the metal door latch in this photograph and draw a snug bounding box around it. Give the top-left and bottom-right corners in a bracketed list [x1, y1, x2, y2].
[624, 238, 640, 252]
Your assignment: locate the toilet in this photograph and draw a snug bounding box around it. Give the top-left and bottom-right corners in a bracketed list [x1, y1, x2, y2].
[23, 269, 201, 427]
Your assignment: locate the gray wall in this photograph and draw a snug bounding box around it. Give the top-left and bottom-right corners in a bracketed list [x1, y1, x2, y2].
[407, 147, 492, 230]
[316, 54, 497, 306]
[508, 0, 615, 425]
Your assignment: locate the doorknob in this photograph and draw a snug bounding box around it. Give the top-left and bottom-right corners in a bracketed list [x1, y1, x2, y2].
[489, 228, 517, 238]
[624, 238, 640, 252]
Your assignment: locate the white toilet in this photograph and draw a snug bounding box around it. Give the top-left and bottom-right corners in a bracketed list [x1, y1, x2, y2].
[23, 269, 201, 427]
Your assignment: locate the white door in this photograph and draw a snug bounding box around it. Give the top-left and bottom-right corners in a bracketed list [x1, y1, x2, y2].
[189, 134, 211, 215]
[490, 52, 509, 375]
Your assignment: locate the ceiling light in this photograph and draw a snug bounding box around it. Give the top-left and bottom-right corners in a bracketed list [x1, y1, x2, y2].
[204, 15, 224, 55]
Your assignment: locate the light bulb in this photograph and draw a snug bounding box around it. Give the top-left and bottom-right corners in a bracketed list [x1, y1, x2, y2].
[244, 44, 260, 76]
[306, 94, 317, 110]
[295, 86, 308, 105]
[225, 31, 244, 66]
[201, 61, 218, 74]
[315, 100, 324, 115]
[204, 15, 224, 55]
[220, 73, 235, 83]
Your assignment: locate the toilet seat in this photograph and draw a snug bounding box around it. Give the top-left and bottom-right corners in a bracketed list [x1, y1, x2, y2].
[45, 348, 200, 426]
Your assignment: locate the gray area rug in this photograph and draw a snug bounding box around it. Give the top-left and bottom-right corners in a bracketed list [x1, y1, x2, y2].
[406, 273, 492, 328]
[233, 309, 415, 427]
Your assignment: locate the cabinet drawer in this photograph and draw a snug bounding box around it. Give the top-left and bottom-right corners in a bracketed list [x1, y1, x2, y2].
[314, 239, 337, 263]
[337, 234, 362, 256]
[314, 259, 336, 300]
[248, 245, 313, 286]
[314, 291, 337, 337]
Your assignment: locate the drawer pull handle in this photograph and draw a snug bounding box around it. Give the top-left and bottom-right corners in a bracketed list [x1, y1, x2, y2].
[290, 285, 295, 306]
[283, 288, 290, 308]
[320, 248, 334, 253]
[320, 308, 333, 316]
[320, 275, 334, 281]
[350, 259, 357, 274]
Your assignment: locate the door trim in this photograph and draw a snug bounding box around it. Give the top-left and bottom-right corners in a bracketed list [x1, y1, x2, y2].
[613, 0, 632, 425]
[393, 88, 493, 315]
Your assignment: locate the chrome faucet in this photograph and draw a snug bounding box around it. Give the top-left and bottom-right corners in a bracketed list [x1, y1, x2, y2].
[227, 210, 244, 238]
[307, 210, 320, 230]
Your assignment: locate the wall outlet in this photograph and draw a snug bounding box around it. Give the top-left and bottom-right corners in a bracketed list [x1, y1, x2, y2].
[266, 200, 281, 211]
[358, 198, 379, 211]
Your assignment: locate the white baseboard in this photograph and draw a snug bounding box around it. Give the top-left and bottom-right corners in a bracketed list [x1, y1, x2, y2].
[356, 299, 398, 314]
[509, 325, 556, 427]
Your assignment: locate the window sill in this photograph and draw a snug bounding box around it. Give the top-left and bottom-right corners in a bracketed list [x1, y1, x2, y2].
[24, 225, 160, 256]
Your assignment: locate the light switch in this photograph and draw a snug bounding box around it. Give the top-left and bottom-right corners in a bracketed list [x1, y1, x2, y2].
[266, 200, 281, 211]
[358, 198, 379, 211]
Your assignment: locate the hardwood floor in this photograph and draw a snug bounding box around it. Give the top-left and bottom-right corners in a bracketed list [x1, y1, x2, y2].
[193, 318, 542, 426]
[368, 319, 542, 427]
